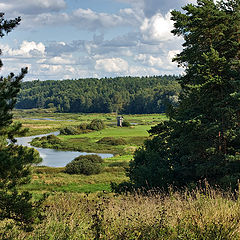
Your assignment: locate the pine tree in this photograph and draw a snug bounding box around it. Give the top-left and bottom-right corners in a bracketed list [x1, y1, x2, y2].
[128, 0, 240, 190]
[0, 13, 43, 230]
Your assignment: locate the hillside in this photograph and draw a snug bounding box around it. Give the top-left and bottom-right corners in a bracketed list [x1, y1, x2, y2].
[16, 76, 180, 114]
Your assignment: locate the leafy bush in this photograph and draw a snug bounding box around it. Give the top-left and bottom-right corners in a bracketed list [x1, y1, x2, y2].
[97, 137, 127, 146]
[46, 134, 61, 144]
[88, 119, 105, 131]
[60, 120, 105, 135]
[122, 121, 131, 127]
[60, 126, 79, 135]
[65, 154, 103, 175]
[31, 135, 62, 149]
[78, 122, 88, 130]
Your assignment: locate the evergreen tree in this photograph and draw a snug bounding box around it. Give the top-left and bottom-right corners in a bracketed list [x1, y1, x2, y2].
[0, 13, 43, 230]
[128, 0, 240, 190]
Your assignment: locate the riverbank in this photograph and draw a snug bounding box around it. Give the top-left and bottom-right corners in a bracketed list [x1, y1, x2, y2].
[13, 110, 165, 162]
[13, 111, 162, 193]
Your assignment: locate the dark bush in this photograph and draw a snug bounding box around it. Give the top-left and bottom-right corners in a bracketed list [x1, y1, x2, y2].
[76, 154, 104, 163]
[60, 126, 79, 135]
[97, 137, 127, 146]
[46, 134, 61, 144]
[65, 154, 103, 175]
[122, 121, 131, 127]
[61, 120, 105, 135]
[31, 134, 62, 149]
[111, 181, 134, 193]
[88, 119, 105, 131]
[78, 122, 88, 130]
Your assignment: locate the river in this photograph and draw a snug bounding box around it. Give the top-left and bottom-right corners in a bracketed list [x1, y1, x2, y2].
[15, 132, 113, 167]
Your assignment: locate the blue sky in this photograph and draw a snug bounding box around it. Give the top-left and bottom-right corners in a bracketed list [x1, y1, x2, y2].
[0, 0, 197, 81]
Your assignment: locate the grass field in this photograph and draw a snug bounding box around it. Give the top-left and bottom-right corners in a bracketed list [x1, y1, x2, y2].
[12, 110, 163, 195]
[3, 110, 240, 239]
[14, 110, 163, 155]
[13, 109, 167, 136]
[2, 187, 240, 239]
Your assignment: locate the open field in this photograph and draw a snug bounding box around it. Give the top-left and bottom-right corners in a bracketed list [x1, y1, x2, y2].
[20, 155, 132, 196]
[13, 109, 167, 135]
[13, 110, 165, 155]
[56, 125, 152, 154]
[12, 110, 165, 195]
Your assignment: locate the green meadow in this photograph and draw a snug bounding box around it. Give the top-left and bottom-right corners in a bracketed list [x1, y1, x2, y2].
[7, 110, 240, 239]
[13, 110, 164, 195]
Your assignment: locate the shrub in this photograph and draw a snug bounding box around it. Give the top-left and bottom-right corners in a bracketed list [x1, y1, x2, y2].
[60, 126, 79, 135]
[97, 137, 127, 146]
[61, 120, 105, 135]
[122, 121, 131, 127]
[78, 122, 88, 130]
[77, 154, 104, 163]
[88, 119, 105, 131]
[31, 135, 62, 149]
[46, 134, 61, 144]
[65, 154, 103, 175]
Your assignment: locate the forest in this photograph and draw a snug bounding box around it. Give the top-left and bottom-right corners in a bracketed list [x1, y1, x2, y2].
[15, 75, 180, 114]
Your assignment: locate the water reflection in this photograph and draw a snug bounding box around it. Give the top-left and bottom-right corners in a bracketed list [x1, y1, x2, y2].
[15, 132, 113, 167]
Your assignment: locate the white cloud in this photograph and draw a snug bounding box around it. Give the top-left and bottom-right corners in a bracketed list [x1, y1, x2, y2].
[1, 41, 45, 58]
[148, 56, 163, 68]
[166, 50, 181, 69]
[129, 65, 161, 76]
[71, 8, 139, 30]
[0, 0, 66, 15]
[140, 11, 174, 43]
[40, 55, 75, 65]
[0, 0, 189, 80]
[95, 58, 129, 73]
[135, 54, 163, 68]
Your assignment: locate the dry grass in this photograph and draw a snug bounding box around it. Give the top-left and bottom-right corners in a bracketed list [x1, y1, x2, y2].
[2, 187, 240, 239]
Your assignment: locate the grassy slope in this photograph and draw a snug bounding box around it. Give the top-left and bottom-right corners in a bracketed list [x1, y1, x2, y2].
[2, 188, 240, 239]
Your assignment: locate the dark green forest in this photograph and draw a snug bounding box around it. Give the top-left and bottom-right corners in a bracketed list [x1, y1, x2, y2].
[16, 76, 180, 114]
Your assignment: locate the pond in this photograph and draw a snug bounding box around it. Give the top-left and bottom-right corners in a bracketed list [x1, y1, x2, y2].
[15, 132, 113, 167]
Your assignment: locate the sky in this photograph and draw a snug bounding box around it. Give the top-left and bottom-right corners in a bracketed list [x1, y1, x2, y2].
[0, 0, 197, 81]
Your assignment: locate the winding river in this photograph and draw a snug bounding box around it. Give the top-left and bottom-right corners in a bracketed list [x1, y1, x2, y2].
[15, 132, 113, 167]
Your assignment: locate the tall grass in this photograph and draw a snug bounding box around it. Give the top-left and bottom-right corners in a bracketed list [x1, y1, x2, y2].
[2, 186, 240, 239]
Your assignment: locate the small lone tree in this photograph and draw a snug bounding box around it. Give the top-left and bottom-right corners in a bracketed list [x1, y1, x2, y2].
[0, 13, 43, 230]
[128, 0, 240, 190]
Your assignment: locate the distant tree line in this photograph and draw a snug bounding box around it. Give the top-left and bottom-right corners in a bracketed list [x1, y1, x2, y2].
[16, 76, 180, 114]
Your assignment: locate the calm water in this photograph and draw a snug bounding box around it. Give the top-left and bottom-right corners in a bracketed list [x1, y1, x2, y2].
[15, 132, 113, 167]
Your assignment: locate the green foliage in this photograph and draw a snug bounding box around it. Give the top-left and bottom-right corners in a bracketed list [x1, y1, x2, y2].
[78, 122, 88, 130]
[16, 76, 180, 114]
[60, 119, 105, 135]
[31, 135, 62, 149]
[0, 13, 44, 230]
[60, 126, 80, 135]
[127, 0, 240, 191]
[97, 137, 127, 146]
[65, 155, 103, 175]
[122, 120, 131, 127]
[88, 119, 105, 131]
